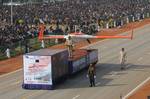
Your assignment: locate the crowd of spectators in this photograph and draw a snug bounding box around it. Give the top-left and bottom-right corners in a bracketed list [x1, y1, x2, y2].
[0, 0, 150, 47]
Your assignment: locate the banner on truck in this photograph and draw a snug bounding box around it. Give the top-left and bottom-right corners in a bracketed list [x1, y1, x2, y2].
[23, 55, 52, 85]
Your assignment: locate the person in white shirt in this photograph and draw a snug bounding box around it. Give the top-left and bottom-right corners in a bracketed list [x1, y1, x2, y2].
[120, 48, 127, 70]
[6, 48, 10, 58]
[41, 40, 45, 48]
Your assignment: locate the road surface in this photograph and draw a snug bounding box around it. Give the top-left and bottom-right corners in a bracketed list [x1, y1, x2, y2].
[0, 24, 150, 99]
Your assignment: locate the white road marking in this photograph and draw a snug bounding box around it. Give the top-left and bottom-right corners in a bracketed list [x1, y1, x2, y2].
[137, 57, 143, 61]
[111, 72, 118, 77]
[123, 77, 150, 99]
[72, 95, 80, 99]
[126, 64, 132, 68]
[0, 69, 22, 78]
[96, 82, 101, 86]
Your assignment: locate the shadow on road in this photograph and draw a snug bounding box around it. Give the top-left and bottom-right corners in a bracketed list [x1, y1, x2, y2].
[55, 63, 150, 90]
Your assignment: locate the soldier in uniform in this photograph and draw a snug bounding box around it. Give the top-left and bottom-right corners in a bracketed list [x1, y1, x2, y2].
[120, 48, 127, 70]
[65, 36, 74, 58]
[87, 63, 96, 87]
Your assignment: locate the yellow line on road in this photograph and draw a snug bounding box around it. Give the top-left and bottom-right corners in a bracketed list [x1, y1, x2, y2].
[21, 90, 44, 99]
[0, 81, 21, 90]
[0, 69, 22, 78]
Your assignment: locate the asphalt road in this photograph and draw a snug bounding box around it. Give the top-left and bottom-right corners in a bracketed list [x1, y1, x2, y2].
[0, 24, 150, 99]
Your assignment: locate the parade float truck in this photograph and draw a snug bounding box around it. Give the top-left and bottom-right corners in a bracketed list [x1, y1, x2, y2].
[22, 48, 98, 90]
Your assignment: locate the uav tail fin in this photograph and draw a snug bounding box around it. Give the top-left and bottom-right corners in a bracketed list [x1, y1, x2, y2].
[38, 24, 45, 40]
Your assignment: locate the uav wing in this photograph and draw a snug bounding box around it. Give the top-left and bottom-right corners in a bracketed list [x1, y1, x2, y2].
[38, 25, 133, 40]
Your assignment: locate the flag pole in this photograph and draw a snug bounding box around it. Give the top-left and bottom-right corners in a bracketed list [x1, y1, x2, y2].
[11, 0, 13, 25]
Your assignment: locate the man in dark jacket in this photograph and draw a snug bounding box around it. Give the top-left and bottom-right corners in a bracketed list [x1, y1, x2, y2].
[87, 63, 96, 87]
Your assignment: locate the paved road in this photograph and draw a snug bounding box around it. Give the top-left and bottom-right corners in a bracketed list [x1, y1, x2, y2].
[0, 24, 150, 99]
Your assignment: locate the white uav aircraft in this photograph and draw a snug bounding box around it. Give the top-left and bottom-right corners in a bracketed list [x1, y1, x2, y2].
[38, 25, 133, 42]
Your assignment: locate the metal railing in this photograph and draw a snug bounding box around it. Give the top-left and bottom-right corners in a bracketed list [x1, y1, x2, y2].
[0, 37, 60, 60]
